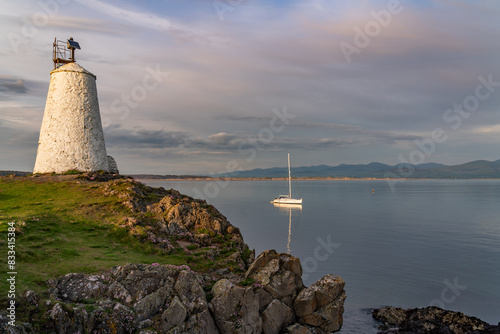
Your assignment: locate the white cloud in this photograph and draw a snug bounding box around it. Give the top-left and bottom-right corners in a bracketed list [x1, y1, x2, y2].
[73, 0, 224, 45]
[74, 0, 172, 31]
[472, 124, 500, 134]
[208, 132, 237, 145]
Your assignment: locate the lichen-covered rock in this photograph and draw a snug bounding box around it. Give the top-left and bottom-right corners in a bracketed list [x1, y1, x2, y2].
[286, 323, 314, 334]
[0, 321, 33, 334]
[373, 306, 500, 333]
[294, 274, 346, 332]
[148, 194, 243, 242]
[261, 299, 294, 334]
[134, 285, 172, 321]
[89, 306, 125, 334]
[49, 302, 88, 334]
[161, 296, 187, 332]
[373, 306, 407, 327]
[245, 249, 280, 283]
[174, 270, 207, 314]
[29, 250, 347, 333]
[112, 179, 253, 269]
[184, 309, 219, 334]
[117, 264, 177, 301]
[246, 250, 304, 307]
[265, 270, 303, 306]
[52, 273, 108, 302]
[137, 319, 154, 330]
[108, 281, 134, 304]
[47, 263, 207, 333]
[256, 288, 273, 312]
[110, 302, 137, 334]
[210, 279, 262, 334]
[22, 290, 39, 306]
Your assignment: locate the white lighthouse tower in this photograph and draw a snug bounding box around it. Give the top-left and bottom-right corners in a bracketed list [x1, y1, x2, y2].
[33, 38, 118, 174]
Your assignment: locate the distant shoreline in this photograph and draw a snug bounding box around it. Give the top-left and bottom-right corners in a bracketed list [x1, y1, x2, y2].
[134, 177, 386, 181]
[2, 172, 500, 181]
[133, 176, 500, 181]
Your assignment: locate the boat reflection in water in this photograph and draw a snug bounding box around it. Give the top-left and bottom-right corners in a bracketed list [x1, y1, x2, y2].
[272, 203, 302, 254]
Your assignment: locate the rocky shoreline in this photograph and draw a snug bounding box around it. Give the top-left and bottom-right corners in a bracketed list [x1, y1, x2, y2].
[1, 251, 346, 334]
[0, 174, 346, 333]
[1, 174, 498, 333]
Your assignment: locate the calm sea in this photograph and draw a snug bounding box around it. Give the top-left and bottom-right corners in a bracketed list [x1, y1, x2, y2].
[142, 179, 500, 333]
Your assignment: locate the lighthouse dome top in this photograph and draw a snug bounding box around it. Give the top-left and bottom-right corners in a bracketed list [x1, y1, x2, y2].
[50, 62, 96, 79]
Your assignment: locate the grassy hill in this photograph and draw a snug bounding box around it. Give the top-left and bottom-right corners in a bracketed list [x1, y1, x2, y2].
[0, 173, 251, 311]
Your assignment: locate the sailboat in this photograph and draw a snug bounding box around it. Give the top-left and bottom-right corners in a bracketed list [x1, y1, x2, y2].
[272, 153, 302, 204]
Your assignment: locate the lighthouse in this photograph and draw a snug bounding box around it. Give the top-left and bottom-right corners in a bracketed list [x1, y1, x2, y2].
[33, 38, 118, 174]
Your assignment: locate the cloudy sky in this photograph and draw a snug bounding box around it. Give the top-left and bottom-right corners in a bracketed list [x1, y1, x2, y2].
[1, 0, 499, 174]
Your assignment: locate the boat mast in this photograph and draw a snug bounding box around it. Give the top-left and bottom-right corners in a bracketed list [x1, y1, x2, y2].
[288, 152, 292, 198]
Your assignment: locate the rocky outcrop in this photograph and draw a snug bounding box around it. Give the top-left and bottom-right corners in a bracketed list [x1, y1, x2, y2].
[294, 275, 345, 332]
[210, 279, 263, 333]
[245, 250, 304, 307]
[147, 191, 244, 246]
[2, 251, 345, 333]
[373, 306, 500, 334]
[262, 299, 294, 334]
[41, 263, 216, 333]
[102, 178, 252, 268]
[107, 155, 119, 173]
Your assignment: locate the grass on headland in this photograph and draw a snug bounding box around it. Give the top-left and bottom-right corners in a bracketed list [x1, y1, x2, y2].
[0, 175, 226, 300]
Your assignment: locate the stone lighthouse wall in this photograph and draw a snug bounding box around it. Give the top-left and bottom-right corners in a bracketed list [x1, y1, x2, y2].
[33, 63, 111, 174]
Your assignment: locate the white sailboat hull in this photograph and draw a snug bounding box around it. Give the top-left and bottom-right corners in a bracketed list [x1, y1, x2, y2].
[273, 197, 303, 204]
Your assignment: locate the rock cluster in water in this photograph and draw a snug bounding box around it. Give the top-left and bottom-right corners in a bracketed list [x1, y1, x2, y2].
[373, 306, 500, 334]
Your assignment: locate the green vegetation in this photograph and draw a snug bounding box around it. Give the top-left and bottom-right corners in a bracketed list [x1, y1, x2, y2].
[238, 277, 255, 286]
[62, 169, 83, 175]
[0, 175, 240, 301]
[241, 248, 253, 264]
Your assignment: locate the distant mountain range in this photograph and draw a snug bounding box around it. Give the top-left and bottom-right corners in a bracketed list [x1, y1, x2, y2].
[214, 159, 500, 179]
[3, 159, 500, 179]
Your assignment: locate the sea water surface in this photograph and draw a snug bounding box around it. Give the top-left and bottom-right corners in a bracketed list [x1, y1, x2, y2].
[142, 179, 500, 333]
